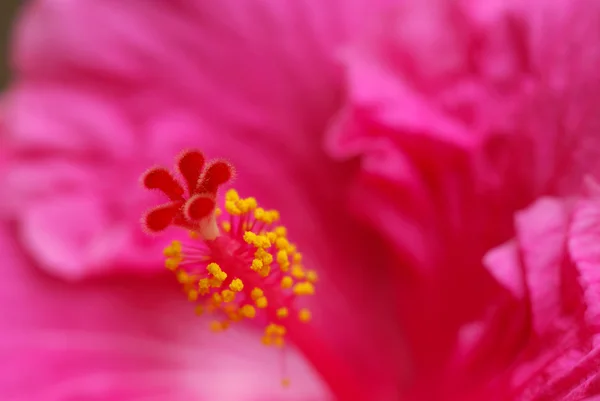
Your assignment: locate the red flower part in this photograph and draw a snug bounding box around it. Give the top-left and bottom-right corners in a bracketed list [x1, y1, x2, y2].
[140, 150, 234, 234]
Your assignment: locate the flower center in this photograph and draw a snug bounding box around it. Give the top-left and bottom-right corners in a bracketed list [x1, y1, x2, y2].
[141, 150, 317, 386]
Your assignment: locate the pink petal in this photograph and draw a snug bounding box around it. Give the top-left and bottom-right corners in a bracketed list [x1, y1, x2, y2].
[514, 197, 572, 335]
[569, 193, 600, 333]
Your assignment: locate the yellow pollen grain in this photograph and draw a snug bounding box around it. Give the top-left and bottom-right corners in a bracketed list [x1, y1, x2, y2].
[291, 265, 305, 279]
[210, 277, 224, 288]
[275, 237, 289, 250]
[299, 308, 312, 322]
[215, 207, 222, 216]
[194, 305, 204, 316]
[207, 263, 227, 281]
[261, 336, 273, 346]
[259, 265, 271, 277]
[281, 276, 293, 289]
[240, 305, 256, 318]
[198, 278, 210, 294]
[225, 189, 240, 201]
[276, 250, 289, 264]
[255, 296, 268, 308]
[266, 232, 277, 243]
[225, 200, 241, 215]
[187, 289, 199, 302]
[221, 289, 236, 303]
[266, 323, 286, 336]
[255, 249, 274, 265]
[282, 378, 291, 388]
[246, 197, 257, 209]
[229, 278, 244, 292]
[274, 226, 287, 237]
[165, 257, 181, 271]
[254, 208, 265, 221]
[163, 240, 182, 257]
[276, 307, 289, 318]
[293, 282, 315, 296]
[251, 258, 263, 272]
[209, 320, 229, 332]
[293, 253, 302, 263]
[212, 292, 223, 304]
[188, 231, 199, 239]
[274, 336, 285, 347]
[176, 270, 190, 284]
[251, 288, 264, 300]
[306, 270, 318, 283]
[222, 221, 231, 232]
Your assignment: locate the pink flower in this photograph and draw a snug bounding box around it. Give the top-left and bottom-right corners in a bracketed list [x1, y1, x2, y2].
[0, 0, 405, 400]
[328, 0, 600, 399]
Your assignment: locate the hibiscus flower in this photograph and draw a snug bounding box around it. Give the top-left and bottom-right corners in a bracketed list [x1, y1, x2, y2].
[0, 1, 404, 400]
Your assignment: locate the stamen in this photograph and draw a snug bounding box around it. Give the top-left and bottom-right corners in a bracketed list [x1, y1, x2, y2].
[141, 150, 316, 387]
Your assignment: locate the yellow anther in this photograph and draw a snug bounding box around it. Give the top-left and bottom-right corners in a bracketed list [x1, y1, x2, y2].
[210, 277, 224, 288]
[299, 308, 312, 322]
[293, 282, 315, 296]
[291, 265, 305, 279]
[275, 237, 290, 250]
[276, 307, 289, 318]
[274, 226, 287, 237]
[266, 232, 277, 243]
[194, 305, 204, 316]
[246, 197, 257, 210]
[240, 305, 256, 318]
[255, 248, 274, 265]
[187, 289, 199, 302]
[251, 288, 264, 300]
[259, 265, 271, 278]
[277, 250, 290, 271]
[210, 320, 230, 332]
[254, 208, 265, 221]
[229, 278, 244, 292]
[266, 323, 286, 336]
[281, 276, 293, 289]
[212, 292, 223, 304]
[176, 270, 190, 284]
[257, 235, 271, 248]
[270, 210, 280, 221]
[306, 270, 318, 283]
[207, 263, 227, 281]
[221, 289, 236, 303]
[265, 323, 278, 336]
[215, 207, 222, 216]
[165, 257, 181, 271]
[236, 199, 248, 213]
[251, 258, 263, 272]
[256, 296, 268, 308]
[222, 221, 231, 232]
[293, 253, 302, 263]
[225, 189, 239, 201]
[225, 200, 241, 215]
[163, 240, 182, 257]
[198, 278, 210, 294]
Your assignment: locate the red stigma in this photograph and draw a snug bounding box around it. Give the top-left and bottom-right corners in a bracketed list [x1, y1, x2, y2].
[141, 150, 234, 233]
